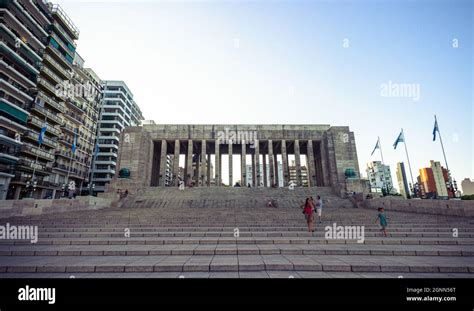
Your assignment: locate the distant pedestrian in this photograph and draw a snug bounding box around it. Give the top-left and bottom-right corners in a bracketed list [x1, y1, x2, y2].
[300, 197, 315, 232]
[375, 207, 388, 237]
[314, 195, 323, 223]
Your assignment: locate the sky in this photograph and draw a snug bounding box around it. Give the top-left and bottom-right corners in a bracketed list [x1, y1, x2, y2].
[57, 0, 473, 191]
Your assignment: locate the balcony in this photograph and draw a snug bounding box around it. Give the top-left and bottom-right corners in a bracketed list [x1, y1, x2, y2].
[98, 152, 118, 158]
[40, 64, 63, 86]
[0, 8, 46, 51]
[98, 135, 120, 142]
[52, 22, 77, 50]
[0, 39, 40, 75]
[0, 78, 33, 103]
[37, 76, 63, 98]
[94, 168, 116, 174]
[0, 129, 22, 146]
[99, 127, 121, 134]
[21, 143, 55, 161]
[29, 116, 61, 136]
[98, 143, 118, 150]
[43, 54, 70, 80]
[95, 160, 117, 166]
[12, 0, 49, 37]
[36, 91, 65, 113]
[50, 32, 75, 58]
[23, 130, 58, 149]
[30, 102, 62, 125]
[0, 59, 35, 88]
[0, 97, 29, 124]
[60, 123, 76, 135]
[50, 4, 80, 40]
[17, 158, 52, 175]
[64, 111, 83, 124]
[46, 44, 72, 71]
[0, 23, 42, 62]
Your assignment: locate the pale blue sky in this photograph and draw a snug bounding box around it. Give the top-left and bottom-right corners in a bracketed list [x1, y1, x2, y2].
[58, 0, 472, 191]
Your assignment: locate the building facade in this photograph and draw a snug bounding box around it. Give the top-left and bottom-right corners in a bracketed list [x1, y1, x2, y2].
[418, 161, 450, 199]
[366, 161, 393, 195]
[91, 81, 143, 193]
[396, 162, 410, 199]
[1, 1, 104, 200]
[114, 124, 362, 194]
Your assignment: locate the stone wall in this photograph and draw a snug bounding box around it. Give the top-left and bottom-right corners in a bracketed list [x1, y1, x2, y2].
[361, 197, 474, 217]
[0, 196, 113, 219]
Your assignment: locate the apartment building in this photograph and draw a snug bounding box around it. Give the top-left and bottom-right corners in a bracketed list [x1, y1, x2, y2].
[92, 81, 143, 193]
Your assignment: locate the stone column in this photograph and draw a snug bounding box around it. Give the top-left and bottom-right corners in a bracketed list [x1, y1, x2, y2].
[294, 139, 302, 186]
[251, 153, 256, 187]
[241, 142, 246, 187]
[214, 140, 220, 187]
[173, 140, 180, 186]
[262, 153, 267, 187]
[186, 140, 193, 185]
[306, 140, 316, 187]
[159, 140, 167, 187]
[274, 153, 279, 187]
[255, 140, 261, 187]
[281, 140, 289, 186]
[228, 141, 233, 186]
[200, 139, 207, 186]
[268, 140, 275, 187]
[207, 149, 211, 187]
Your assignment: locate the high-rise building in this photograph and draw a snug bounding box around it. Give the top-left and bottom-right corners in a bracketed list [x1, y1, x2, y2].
[91, 81, 143, 193]
[366, 161, 393, 195]
[396, 162, 410, 199]
[0, 1, 54, 199]
[1, 2, 103, 199]
[418, 160, 450, 199]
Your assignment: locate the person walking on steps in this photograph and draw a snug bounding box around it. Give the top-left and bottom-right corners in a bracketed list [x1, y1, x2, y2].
[375, 207, 388, 237]
[301, 197, 315, 233]
[314, 195, 323, 223]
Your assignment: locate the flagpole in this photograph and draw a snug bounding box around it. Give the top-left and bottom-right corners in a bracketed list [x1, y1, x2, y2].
[30, 116, 47, 198]
[435, 115, 452, 193]
[435, 115, 450, 174]
[401, 128, 415, 188]
[378, 136, 385, 164]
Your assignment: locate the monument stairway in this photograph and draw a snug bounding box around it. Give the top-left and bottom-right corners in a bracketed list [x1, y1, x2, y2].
[0, 187, 473, 278]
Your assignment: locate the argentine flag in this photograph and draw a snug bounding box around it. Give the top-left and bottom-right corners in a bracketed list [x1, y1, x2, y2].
[38, 124, 47, 145]
[393, 130, 404, 149]
[371, 138, 380, 156]
[72, 128, 78, 154]
[432, 117, 439, 141]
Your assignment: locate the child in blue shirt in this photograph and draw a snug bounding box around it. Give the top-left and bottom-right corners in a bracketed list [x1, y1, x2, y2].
[375, 207, 388, 237]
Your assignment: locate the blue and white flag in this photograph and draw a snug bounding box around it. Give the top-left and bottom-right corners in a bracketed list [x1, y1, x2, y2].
[371, 138, 380, 156]
[94, 142, 99, 157]
[393, 130, 404, 149]
[432, 117, 439, 141]
[72, 128, 77, 154]
[38, 123, 47, 145]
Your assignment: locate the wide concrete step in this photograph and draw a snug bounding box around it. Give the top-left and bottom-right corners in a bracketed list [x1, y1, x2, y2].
[1, 255, 473, 273]
[18, 232, 474, 238]
[2, 237, 472, 245]
[1, 244, 473, 257]
[3, 271, 474, 278]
